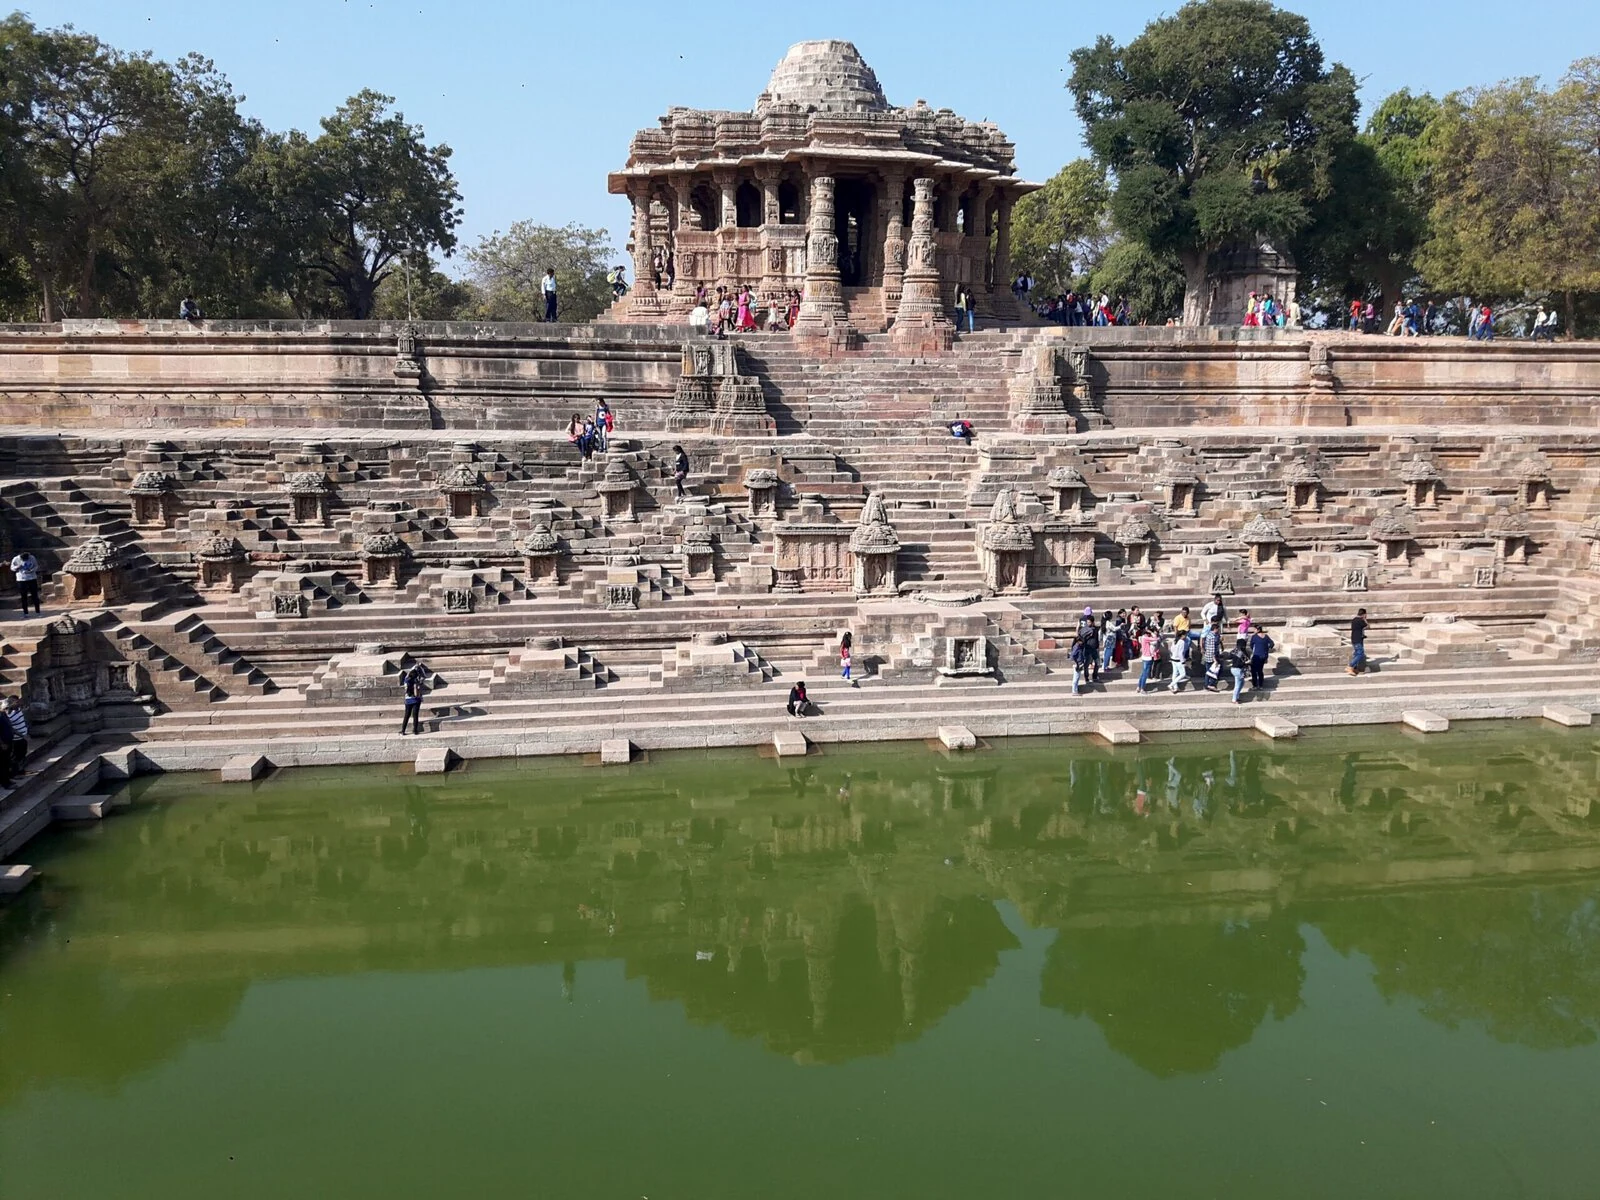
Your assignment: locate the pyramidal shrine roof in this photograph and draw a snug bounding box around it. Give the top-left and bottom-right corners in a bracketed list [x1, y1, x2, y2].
[610, 40, 1029, 189]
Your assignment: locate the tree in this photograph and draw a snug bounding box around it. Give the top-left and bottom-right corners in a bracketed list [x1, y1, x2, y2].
[272, 90, 462, 319]
[1089, 240, 1185, 324]
[464, 222, 616, 323]
[1293, 90, 1439, 317]
[1068, 0, 1358, 324]
[1419, 61, 1600, 336]
[372, 251, 478, 321]
[1009, 159, 1110, 295]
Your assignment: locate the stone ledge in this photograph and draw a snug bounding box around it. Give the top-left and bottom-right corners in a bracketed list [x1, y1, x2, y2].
[220, 753, 271, 782]
[1095, 719, 1140, 745]
[600, 738, 634, 765]
[773, 730, 809, 757]
[1401, 709, 1450, 733]
[1253, 714, 1300, 739]
[1542, 704, 1593, 728]
[0, 864, 37, 894]
[937, 725, 976, 751]
[414, 747, 458, 774]
[51, 796, 110, 821]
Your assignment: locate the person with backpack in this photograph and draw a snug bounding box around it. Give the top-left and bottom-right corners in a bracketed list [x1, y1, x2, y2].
[1201, 620, 1224, 691]
[399, 663, 427, 735]
[1076, 607, 1101, 685]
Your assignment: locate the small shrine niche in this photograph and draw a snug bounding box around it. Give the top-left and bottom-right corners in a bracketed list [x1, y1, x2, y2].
[195, 533, 247, 591]
[682, 518, 716, 581]
[744, 468, 780, 517]
[439, 464, 488, 520]
[1045, 466, 1088, 514]
[848, 493, 901, 597]
[1115, 515, 1155, 571]
[1401, 456, 1442, 509]
[1157, 460, 1201, 516]
[285, 473, 332, 526]
[1369, 511, 1414, 564]
[128, 471, 178, 528]
[63, 536, 126, 603]
[942, 636, 992, 679]
[1284, 460, 1323, 513]
[1488, 510, 1532, 564]
[979, 488, 1035, 596]
[597, 460, 638, 522]
[360, 532, 408, 588]
[1516, 454, 1553, 510]
[520, 523, 562, 585]
[1242, 515, 1285, 568]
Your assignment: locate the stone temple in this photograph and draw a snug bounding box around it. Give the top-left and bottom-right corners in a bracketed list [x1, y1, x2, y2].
[3, 43, 1600, 870]
[607, 40, 1034, 337]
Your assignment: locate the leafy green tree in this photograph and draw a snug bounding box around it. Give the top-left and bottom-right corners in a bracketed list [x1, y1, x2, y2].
[1294, 90, 1439, 317]
[270, 90, 462, 319]
[1089, 240, 1185, 324]
[372, 251, 478, 321]
[1067, 0, 1358, 324]
[1009, 159, 1110, 296]
[464, 221, 617, 323]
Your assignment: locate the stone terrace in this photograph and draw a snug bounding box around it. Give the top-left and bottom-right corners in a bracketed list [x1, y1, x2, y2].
[3, 320, 1600, 863]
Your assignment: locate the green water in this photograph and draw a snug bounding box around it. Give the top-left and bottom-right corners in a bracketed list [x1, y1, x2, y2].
[2, 726, 1600, 1199]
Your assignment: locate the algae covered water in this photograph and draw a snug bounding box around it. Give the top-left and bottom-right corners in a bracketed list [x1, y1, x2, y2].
[2, 725, 1600, 1199]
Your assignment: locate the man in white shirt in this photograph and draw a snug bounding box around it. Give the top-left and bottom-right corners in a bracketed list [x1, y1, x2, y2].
[542, 268, 558, 322]
[10, 551, 40, 614]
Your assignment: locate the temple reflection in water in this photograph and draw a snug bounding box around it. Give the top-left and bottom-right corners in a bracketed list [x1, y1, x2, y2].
[3, 725, 1599, 1097]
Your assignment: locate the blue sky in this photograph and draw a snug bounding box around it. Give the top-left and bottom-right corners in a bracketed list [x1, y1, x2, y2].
[25, 0, 1600, 262]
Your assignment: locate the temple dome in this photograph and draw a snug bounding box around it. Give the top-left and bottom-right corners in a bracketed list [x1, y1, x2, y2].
[760, 40, 889, 114]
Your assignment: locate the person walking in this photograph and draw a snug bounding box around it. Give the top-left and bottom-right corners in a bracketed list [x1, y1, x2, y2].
[1136, 626, 1159, 693]
[1173, 606, 1192, 661]
[1228, 647, 1248, 703]
[1248, 626, 1275, 689]
[1201, 619, 1223, 691]
[1201, 592, 1226, 631]
[1070, 633, 1091, 696]
[594, 399, 614, 452]
[839, 632, 854, 686]
[954, 283, 976, 333]
[542, 267, 559, 322]
[3, 696, 26, 776]
[672, 445, 690, 500]
[1347, 608, 1370, 676]
[10, 550, 41, 614]
[1168, 628, 1190, 694]
[399, 663, 426, 735]
[1077, 608, 1101, 685]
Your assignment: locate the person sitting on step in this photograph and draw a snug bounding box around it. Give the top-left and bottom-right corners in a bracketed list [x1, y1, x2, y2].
[786, 680, 814, 718]
[949, 418, 975, 444]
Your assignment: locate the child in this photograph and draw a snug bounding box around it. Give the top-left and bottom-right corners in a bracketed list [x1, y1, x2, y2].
[840, 632, 854, 686]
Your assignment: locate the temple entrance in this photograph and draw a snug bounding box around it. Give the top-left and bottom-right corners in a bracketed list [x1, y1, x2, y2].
[834, 179, 876, 287]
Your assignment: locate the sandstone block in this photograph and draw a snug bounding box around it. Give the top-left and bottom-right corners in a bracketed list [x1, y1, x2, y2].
[1096, 719, 1141, 745]
[1542, 704, 1592, 728]
[1401, 709, 1449, 733]
[1253, 714, 1299, 739]
[937, 725, 977, 751]
[51, 796, 110, 821]
[773, 730, 809, 757]
[221, 754, 270, 782]
[600, 738, 634, 765]
[0, 864, 37, 895]
[414, 747, 457, 774]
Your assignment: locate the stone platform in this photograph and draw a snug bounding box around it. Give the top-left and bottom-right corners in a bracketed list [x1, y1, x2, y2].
[3, 322, 1600, 864]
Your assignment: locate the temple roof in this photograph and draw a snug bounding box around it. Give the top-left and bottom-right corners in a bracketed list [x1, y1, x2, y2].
[760, 41, 889, 115]
[610, 42, 1034, 192]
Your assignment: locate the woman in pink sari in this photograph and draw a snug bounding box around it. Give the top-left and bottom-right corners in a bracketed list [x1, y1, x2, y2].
[736, 287, 752, 332]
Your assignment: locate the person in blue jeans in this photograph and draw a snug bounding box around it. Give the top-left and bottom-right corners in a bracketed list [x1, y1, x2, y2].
[1228, 649, 1248, 703]
[1347, 608, 1369, 676]
[1248, 626, 1275, 688]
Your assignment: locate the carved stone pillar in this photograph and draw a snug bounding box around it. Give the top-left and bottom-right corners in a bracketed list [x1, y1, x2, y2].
[629, 184, 655, 297]
[993, 191, 1014, 287]
[758, 168, 783, 301]
[894, 178, 949, 337]
[881, 172, 906, 308]
[716, 171, 738, 289]
[672, 178, 697, 306]
[797, 174, 846, 328]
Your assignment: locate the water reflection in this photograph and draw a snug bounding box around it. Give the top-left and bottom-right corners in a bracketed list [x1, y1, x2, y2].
[1, 726, 1599, 1094]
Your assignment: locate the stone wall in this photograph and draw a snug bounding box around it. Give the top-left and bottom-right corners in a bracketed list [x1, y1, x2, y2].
[2, 321, 1599, 433]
